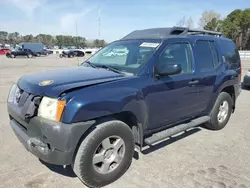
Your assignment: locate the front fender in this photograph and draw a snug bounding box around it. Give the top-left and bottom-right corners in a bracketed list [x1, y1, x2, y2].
[61, 83, 148, 126]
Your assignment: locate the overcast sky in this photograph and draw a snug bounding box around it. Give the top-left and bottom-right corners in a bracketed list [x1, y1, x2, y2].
[0, 0, 248, 42]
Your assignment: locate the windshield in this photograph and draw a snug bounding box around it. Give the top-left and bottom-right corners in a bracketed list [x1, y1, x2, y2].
[83, 39, 161, 75]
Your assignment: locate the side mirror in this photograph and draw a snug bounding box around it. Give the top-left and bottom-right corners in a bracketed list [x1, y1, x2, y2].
[155, 64, 182, 77]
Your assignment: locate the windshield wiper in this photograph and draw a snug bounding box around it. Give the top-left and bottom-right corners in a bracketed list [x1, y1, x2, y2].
[95, 64, 126, 75]
[83, 61, 97, 68]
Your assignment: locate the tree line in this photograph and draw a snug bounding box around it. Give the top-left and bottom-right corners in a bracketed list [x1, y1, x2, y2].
[176, 8, 250, 50]
[0, 32, 106, 48]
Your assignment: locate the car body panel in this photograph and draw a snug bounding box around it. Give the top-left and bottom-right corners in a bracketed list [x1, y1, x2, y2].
[17, 66, 128, 97]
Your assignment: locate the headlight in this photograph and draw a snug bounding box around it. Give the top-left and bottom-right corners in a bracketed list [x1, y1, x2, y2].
[8, 84, 18, 103]
[246, 70, 250, 76]
[38, 96, 66, 122]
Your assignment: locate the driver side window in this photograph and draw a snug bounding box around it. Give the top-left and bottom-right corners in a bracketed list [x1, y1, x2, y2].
[158, 43, 193, 74]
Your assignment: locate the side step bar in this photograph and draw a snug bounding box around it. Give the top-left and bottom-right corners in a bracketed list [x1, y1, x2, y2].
[144, 116, 210, 145]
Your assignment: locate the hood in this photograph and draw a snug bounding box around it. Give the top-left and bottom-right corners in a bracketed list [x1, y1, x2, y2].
[18, 66, 126, 98]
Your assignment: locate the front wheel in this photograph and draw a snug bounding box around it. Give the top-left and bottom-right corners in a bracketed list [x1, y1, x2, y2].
[27, 54, 33, 58]
[72, 120, 134, 188]
[205, 92, 233, 130]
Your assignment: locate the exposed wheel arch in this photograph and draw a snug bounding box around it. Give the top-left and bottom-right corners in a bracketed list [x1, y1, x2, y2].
[72, 111, 143, 164]
[221, 85, 235, 112]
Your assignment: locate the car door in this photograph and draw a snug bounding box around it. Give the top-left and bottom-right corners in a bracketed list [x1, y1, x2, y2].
[146, 39, 201, 130]
[21, 49, 27, 56]
[193, 40, 219, 113]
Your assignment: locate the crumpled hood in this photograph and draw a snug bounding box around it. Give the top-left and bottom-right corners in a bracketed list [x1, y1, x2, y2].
[18, 66, 125, 98]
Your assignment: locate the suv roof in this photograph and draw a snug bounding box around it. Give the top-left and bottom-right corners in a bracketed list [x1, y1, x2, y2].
[122, 27, 223, 40]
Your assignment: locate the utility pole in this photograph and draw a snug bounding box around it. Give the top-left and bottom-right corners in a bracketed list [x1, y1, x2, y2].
[75, 20, 80, 65]
[75, 20, 78, 48]
[98, 10, 101, 39]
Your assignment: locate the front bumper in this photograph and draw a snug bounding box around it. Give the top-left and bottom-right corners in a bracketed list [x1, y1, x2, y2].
[8, 104, 95, 165]
[243, 75, 250, 86]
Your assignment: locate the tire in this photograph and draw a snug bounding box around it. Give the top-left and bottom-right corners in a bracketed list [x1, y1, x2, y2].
[59, 54, 63, 58]
[241, 83, 249, 90]
[205, 92, 233, 130]
[10, 54, 15, 58]
[72, 120, 134, 188]
[27, 54, 33, 58]
[37, 53, 41, 57]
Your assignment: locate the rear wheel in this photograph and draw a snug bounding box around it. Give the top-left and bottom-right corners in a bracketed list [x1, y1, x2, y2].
[72, 120, 134, 188]
[205, 92, 233, 130]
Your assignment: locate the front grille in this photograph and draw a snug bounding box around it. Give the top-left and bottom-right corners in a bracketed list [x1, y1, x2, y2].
[10, 87, 41, 121]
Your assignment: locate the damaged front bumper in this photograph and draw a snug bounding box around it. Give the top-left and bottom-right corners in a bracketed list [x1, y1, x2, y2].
[8, 103, 95, 165]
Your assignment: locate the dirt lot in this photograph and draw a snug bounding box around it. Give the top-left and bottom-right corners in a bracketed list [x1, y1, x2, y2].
[0, 55, 250, 188]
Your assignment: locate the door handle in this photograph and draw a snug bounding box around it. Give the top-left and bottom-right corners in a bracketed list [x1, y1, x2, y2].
[188, 80, 199, 85]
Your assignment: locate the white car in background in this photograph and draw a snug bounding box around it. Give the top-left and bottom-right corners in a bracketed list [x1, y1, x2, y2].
[83, 48, 100, 55]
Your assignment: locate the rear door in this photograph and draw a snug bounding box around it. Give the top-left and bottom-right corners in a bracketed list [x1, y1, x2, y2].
[194, 40, 220, 113]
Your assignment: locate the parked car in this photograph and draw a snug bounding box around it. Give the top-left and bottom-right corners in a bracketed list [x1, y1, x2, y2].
[59, 50, 85, 58]
[7, 27, 241, 188]
[242, 69, 250, 88]
[0, 48, 11, 55]
[40, 49, 53, 56]
[6, 48, 37, 58]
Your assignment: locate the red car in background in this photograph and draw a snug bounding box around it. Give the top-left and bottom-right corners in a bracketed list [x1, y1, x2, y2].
[0, 48, 11, 55]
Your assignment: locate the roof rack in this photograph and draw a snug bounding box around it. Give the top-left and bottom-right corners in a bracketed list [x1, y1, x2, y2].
[122, 27, 223, 40]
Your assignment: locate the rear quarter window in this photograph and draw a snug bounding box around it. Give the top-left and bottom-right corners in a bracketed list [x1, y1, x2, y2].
[218, 40, 240, 66]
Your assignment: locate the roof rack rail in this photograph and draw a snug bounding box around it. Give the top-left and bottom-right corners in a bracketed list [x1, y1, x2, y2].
[180, 28, 223, 37]
[122, 27, 223, 40]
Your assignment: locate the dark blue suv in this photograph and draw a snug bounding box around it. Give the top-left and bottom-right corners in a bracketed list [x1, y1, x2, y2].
[7, 27, 241, 188]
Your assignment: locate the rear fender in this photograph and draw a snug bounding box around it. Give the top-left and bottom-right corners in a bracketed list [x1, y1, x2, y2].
[206, 77, 237, 114]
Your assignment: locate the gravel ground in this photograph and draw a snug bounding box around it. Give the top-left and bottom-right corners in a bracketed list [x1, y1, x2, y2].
[0, 54, 250, 188]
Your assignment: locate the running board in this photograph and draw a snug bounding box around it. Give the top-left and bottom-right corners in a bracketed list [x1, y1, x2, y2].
[144, 116, 210, 145]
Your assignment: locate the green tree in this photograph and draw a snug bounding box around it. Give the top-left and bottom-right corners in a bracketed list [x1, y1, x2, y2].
[35, 34, 54, 45]
[0, 31, 8, 44]
[204, 18, 221, 31]
[199, 10, 221, 29]
[74, 36, 86, 48]
[220, 9, 250, 50]
[23, 34, 34, 42]
[7, 32, 20, 44]
[93, 39, 106, 47]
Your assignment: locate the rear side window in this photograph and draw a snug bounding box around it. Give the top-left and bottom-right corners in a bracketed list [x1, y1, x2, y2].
[195, 40, 214, 72]
[209, 41, 220, 67]
[219, 40, 240, 65]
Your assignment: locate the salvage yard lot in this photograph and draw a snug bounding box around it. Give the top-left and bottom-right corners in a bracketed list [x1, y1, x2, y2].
[0, 55, 250, 188]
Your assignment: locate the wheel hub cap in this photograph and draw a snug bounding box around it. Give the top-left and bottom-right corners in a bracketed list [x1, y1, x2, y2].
[217, 101, 229, 123]
[104, 149, 114, 159]
[92, 136, 125, 174]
